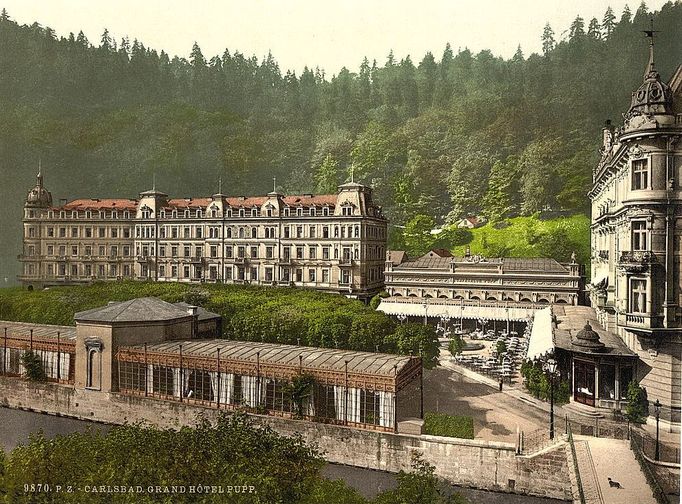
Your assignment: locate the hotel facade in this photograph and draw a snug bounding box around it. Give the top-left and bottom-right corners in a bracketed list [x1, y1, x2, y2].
[19, 179, 387, 301]
[588, 47, 682, 425]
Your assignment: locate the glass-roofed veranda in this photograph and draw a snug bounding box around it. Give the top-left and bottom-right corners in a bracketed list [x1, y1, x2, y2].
[117, 339, 423, 432]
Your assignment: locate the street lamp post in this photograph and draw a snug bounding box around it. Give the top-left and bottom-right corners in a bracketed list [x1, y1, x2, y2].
[654, 399, 661, 461]
[545, 358, 558, 440]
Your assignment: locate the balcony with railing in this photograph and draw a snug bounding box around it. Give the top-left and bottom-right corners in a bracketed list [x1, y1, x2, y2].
[617, 312, 662, 330]
[617, 250, 656, 273]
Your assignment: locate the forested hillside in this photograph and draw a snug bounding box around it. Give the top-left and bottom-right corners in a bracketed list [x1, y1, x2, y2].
[0, 3, 681, 281]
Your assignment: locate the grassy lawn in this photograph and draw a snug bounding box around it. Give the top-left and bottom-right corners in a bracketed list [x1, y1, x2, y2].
[450, 214, 591, 276]
[423, 412, 475, 439]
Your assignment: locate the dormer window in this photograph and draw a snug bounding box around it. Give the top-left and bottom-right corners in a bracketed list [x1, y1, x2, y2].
[171, 210, 177, 218]
[112, 211, 118, 219]
[251, 207, 259, 217]
[197, 208, 203, 218]
[159, 210, 166, 219]
[184, 209, 190, 218]
[342, 205, 353, 216]
[210, 205, 218, 218]
[322, 207, 329, 216]
[226, 208, 233, 218]
[123, 211, 130, 219]
[296, 207, 303, 216]
[310, 206, 316, 216]
[141, 207, 152, 219]
[71, 211, 78, 219]
[85, 211, 92, 219]
[632, 158, 649, 190]
[239, 208, 245, 218]
[283, 207, 290, 217]
[99, 211, 105, 219]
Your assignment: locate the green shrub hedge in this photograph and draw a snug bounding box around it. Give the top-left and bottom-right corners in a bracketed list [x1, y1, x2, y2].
[0, 282, 440, 365]
[423, 412, 474, 439]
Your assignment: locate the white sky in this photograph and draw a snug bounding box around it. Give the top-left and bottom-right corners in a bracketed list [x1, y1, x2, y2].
[0, 0, 667, 75]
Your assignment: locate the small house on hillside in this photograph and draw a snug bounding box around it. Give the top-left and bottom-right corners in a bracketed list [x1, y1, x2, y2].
[456, 216, 486, 229]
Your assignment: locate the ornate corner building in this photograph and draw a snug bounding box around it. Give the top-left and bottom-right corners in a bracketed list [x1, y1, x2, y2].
[19, 179, 387, 301]
[589, 42, 682, 425]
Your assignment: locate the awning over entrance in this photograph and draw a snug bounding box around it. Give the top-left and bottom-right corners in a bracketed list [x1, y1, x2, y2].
[376, 297, 538, 322]
[527, 306, 554, 361]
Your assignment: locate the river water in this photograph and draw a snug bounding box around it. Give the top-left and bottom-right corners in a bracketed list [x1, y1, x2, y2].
[0, 407, 564, 503]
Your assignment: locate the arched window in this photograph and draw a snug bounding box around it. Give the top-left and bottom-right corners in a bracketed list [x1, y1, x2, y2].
[251, 227, 257, 239]
[226, 228, 232, 238]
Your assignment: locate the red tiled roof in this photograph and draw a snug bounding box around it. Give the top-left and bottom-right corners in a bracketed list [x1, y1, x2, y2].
[56, 193, 339, 211]
[225, 196, 268, 207]
[166, 198, 213, 209]
[56, 199, 138, 211]
[282, 194, 336, 206]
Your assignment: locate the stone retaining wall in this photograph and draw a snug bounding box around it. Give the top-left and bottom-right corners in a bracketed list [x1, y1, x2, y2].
[0, 377, 572, 500]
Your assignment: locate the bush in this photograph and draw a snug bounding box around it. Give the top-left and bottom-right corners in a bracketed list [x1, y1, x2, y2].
[423, 412, 474, 439]
[448, 333, 464, 355]
[495, 340, 507, 363]
[20, 351, 46, 381]
[520, 360, 569, 405]
[625, 380, 648, 423]
[387, 323, 439, 368]
[182, 288, 210, 306]
[369, 291, 390, 310]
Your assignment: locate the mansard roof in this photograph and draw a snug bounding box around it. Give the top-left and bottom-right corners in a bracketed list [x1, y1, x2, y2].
[57, 199, 138, 211]
[391, 252, 571, 274]
[52, 193, 344, 212]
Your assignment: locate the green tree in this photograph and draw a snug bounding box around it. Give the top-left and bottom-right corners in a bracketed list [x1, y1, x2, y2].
[602, 7, 617, 38]
[374, 452, 466, 504]
[403, 214, 436, 257]
[587, 18, 602, 39]
[387, 323, 439, 368]
[448, 333, 465, 355]
[483, 157, 519, 222]
[569, 16, 586, 39]
[20, 351, 46, 381]
[625, 380, 648, 423]
[314, 153, 341, 194]
[541, 23, 556, 54]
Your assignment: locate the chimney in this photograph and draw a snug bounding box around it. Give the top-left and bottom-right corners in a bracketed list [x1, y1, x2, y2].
[186, 305, 198, 316]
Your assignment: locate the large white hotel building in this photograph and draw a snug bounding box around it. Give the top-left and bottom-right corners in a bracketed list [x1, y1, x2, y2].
[19, 177, 388, 301]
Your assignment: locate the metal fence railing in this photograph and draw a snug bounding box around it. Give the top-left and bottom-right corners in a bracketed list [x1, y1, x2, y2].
[630, 427, 671, 504]
[629, 428, 680, 465]
[519, 427, 555, 455]
[567, 425, 586, 504]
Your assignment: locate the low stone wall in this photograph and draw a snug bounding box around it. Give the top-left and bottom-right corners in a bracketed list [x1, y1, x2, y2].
[0, 377, 571, 500]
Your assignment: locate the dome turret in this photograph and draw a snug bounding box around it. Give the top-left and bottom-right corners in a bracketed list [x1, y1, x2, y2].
[573, 322, 605, 352]
[25, 166, 53, 208]
[625, 21, 673, 120]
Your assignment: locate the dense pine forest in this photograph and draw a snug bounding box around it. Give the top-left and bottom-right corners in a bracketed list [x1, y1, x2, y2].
[0, 3, 681, 281]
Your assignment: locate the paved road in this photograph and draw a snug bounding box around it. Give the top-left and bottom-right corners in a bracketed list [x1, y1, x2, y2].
[579, 436, 656, 504]
[424, 364, 555, 443]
